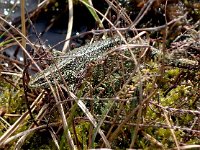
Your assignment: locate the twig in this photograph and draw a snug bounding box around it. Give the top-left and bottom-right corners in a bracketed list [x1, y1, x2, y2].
[20, 0, 27, 64]
[163, 110, 180, 150]
[62, 0, 74, 53]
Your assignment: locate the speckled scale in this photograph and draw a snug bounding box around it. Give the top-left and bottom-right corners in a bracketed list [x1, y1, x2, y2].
[29, 37, 123, 88]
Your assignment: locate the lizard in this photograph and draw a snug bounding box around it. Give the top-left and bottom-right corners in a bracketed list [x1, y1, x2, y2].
[28, 34, 199, 89]
[28, 36, 124, 88]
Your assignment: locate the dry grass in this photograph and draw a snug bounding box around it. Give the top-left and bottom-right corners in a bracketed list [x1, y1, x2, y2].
[0, 0, 199, 149]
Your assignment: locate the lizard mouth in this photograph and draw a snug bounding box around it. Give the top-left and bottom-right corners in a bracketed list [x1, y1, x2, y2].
[28, 73, 52, 88]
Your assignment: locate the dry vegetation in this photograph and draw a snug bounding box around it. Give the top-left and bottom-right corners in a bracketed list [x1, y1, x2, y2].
[0, 0, 200, 149]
